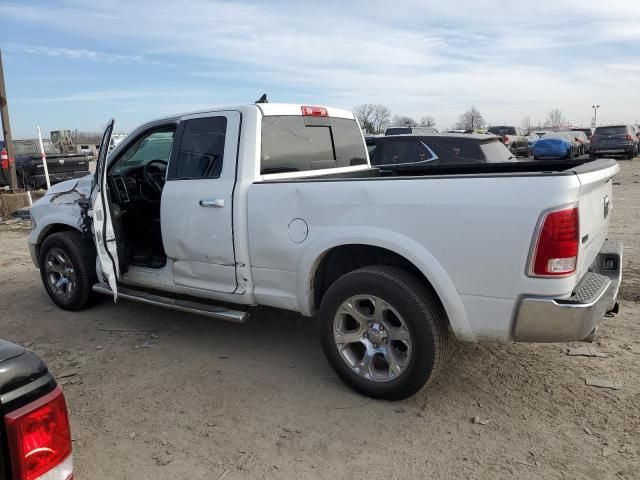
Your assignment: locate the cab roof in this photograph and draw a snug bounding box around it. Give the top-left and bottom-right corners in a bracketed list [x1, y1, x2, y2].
[147, 103, 355, 124]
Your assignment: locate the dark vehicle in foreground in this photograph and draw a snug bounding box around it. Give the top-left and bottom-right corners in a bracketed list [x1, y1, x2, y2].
[532, 131, 579, 160]
[590, 125, 639, 160]
[487, 126, 529, 157]
[385, 125, 438, 135]
[366, 133, 516, 168]
[12, 139, 89, 189]
[0, 339, 73, 480]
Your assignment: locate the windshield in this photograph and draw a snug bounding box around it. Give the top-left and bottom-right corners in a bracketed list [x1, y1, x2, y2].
[488, 126, 516, 135]
[479, 139, 517, 162]
[117, 131, 174, 168]
[594, 126, 627, 135]
[12, 139, 59, 156]
[544, 132, 571, 140]
[385, 127, 412, 135]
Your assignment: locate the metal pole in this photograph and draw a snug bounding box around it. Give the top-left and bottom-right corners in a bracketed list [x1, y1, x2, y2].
[0, 48, 18, 190]
[37, 126, 51, 189]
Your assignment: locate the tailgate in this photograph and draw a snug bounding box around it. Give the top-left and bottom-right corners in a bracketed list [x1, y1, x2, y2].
[31, 154, 89, 174]
[575, 160, 620, 278]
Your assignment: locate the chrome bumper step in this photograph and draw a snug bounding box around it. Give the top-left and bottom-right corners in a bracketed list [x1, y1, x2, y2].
[92, 283, 248, 323]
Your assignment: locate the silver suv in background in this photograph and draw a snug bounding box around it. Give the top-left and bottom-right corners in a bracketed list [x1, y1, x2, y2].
[590, 125, 639, 160]
[487, 125, 529, 156]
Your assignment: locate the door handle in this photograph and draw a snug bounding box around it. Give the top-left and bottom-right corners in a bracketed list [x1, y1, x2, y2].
[199, 198, 225, 208]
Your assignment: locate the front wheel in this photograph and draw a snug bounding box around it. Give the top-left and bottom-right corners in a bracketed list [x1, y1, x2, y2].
[39, 231, 98, 311]
[318, 266, 449, 400]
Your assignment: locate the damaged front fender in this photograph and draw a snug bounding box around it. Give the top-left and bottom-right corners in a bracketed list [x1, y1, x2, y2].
[28, 174, 95, 267]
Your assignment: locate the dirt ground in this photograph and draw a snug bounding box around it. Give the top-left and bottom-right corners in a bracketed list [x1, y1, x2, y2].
[1, 160, 639, 479]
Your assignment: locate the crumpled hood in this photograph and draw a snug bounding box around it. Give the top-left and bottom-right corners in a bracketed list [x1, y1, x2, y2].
[44, 173, 94, 197]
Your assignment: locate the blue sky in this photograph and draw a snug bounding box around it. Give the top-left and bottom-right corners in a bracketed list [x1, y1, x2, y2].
[1, 0, 639, 138]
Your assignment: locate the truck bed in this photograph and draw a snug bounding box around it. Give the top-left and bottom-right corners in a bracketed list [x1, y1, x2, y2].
[260, 158, 616, 182]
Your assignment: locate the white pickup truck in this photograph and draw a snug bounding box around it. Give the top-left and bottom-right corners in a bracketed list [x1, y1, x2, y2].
[28, 102, 623, 400]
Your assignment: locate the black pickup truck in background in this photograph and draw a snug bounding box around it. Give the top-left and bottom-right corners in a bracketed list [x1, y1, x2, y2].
[0, 339, 74, 480]
[1, 139, 90, 190]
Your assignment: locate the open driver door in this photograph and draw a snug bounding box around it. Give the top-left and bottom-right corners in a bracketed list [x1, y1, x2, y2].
[92, 119, 120, 300]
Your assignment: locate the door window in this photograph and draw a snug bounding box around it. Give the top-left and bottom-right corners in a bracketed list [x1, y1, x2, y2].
[168, 117, 227, 180]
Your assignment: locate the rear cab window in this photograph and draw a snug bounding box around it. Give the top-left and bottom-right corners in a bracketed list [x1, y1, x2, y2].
[594, 126, 628, 136]
[488, 126, 516, 136]
[260, 114, 368, 176]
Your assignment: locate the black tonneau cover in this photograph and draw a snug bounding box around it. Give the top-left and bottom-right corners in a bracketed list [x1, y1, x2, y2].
[382, 158, 615, 176]
[0, 339, 54, 412]
[259, 158, 618, 183]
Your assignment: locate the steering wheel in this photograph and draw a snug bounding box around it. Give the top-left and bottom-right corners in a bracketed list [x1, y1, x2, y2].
[143, 160, 168, 193]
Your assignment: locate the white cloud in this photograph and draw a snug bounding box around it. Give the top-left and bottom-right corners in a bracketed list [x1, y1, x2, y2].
[5, 44, 169, 65]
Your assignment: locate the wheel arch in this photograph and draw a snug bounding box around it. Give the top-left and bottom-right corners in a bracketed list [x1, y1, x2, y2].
[296, 229, 474, 341]
[31, 216, 85, 268]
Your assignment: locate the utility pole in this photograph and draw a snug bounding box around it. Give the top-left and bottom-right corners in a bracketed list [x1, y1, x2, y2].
[0, 48, 18, 190]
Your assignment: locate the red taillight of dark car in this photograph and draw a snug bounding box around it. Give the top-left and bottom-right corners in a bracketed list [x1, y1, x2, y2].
[5, 387, 73, 480]
[530, 206, 579, 276]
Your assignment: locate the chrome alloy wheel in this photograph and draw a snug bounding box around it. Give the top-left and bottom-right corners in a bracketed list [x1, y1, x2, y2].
[44, 247, 77, 301]
[333, 295, 413, 382]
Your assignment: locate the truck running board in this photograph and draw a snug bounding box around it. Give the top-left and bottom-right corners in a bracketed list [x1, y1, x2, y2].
[91, 283, 248, 323]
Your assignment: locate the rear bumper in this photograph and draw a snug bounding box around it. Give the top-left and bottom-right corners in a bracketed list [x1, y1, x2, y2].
[592, 145, 633, 154]
[24, 170, 89, 187]
[513, 239, 622, 342]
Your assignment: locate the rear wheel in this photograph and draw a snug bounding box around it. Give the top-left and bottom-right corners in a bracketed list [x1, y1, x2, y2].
[39, 231, 98, 311]
[318, 265, 448, 400]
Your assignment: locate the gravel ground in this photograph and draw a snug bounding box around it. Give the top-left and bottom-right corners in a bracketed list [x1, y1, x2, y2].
[0, 160, 638, 479]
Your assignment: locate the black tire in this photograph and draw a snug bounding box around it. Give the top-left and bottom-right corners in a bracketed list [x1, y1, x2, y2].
[318, 265, 449, 400]
[39, 230, 98, 311]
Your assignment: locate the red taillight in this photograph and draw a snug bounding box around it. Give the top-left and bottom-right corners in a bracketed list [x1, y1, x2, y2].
[5, 387, 73, 480]
[502, 135, 510, 145]
[531, 206, 579, 276]
[300, 105, 328, 117]
[625, 134, 633, 141]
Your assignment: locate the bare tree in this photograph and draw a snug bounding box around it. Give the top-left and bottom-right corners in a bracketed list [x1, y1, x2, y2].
[520, 116, 531, 134]
[391, 115, 418, 127]
[353, 104, 375, 133]
[546, 108, 565, 129]
[371, 105, 391, 133]
[420, 115, 436, 127]
[353, 104, 391, 134]
[455, 106, 484, 130]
